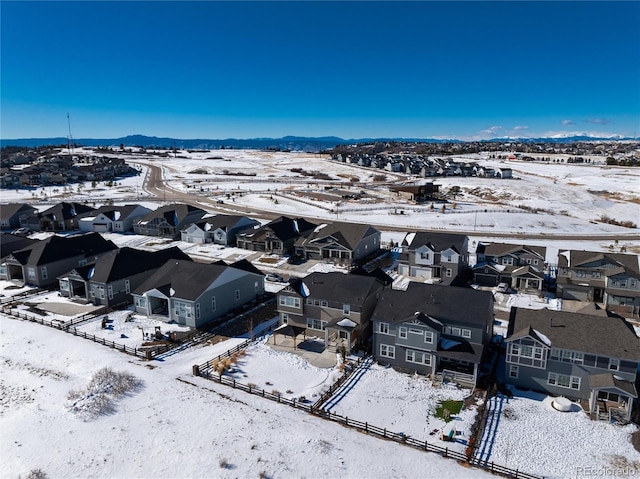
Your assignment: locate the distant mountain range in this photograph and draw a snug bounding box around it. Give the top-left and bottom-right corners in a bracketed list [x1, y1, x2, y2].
[1, 134, 637, 150]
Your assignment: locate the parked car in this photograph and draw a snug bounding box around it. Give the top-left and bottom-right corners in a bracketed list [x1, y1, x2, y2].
[287, 254, 306, 265]
[496, 282, 510, 293]
[11, 227, 30, 236]
[265, 273, 285, 282]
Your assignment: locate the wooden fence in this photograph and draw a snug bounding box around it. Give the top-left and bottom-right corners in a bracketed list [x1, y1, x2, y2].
[194, 342, 544, 479]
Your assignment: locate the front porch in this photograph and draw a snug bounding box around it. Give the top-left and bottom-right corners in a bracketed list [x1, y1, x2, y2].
[587, 373, 637, 423]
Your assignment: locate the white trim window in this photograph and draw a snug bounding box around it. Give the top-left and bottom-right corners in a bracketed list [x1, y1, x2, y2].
[125, 279, 130, 294]
[107, 285, 113, 300]
[380, 344, 395, 359]
[211, 297, 216, 312]
[509, 365, 519, 379]
[609, 359, 620, 371]
[406, 349, 431, 366]
[40, 266, 48, 280]
[195, 303, 201, 319]
[134, 296, 146, 309]
[279, 296, 301, 308]
[378, 322, 390, 334]
[462, 329, 472, 339]
[548, 372, 581, 390]
[235, 289, 241, 301]
[282, 313, 288, 324]
[27, 267, 36, 281]
[424, 331, 434, 344]
[399, 327, 407, 339]
[307, 318, 326, 331]
[343, 304, 350, 316]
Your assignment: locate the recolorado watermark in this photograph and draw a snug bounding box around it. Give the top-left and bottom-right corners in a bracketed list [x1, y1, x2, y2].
[576, 466, 639, 477]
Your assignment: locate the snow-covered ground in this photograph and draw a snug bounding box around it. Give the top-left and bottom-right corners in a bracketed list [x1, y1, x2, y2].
[476, 388, 640, 479]
[0, 315, 496, 479]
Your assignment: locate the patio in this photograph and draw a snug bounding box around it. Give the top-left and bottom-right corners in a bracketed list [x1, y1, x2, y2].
[269, 332, 339, 369]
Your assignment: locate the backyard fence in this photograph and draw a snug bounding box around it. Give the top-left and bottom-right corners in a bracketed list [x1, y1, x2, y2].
[194, 340, 544, 479]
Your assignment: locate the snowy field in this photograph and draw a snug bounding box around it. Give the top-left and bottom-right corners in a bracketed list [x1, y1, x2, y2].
[476, 388, 640, 479]
[0, 315, 495, 479]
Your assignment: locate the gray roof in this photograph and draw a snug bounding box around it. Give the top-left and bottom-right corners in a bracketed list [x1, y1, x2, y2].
[371, 282, 493, 328]
[133, 259, 260, 301]
[507, 307, 640, 361]
[297, 221, 380, 250]
[287, 272, 383, 305]
[0, 203, 37, 222]
[405, 231, 467, 254]
[190, 214, 258, 232]
[558, 250, 640, 274]
[589, 373, 637, 398]
[480, 243, 546, 260]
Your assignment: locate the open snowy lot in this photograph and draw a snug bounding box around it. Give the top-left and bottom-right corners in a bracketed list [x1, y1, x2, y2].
[476, 389, 640, 479]
[0, 315, 495, 479]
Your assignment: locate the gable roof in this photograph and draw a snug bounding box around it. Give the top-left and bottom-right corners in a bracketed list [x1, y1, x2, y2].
[133, 259, 260, 301]
[558, 250, 640, 274]
[480, 243, 546, 260]
[371, 282, 493, 327]
[91, 204, 150, 221]
[299, 222, 380, 250]
[350, 266, 393, 286]
[265, 216, 317, 241]
[404, 231, 467, 254]
[138, 203, 206, 226]
[87, 246, 192, 283]
[12, 232, 117, 266]
[507, 307, 639, 361]
[0, 203, 37, 222]
[0, 233, 39, 260]
[286, 272, 382, 305]
[40, 202, 95, 221]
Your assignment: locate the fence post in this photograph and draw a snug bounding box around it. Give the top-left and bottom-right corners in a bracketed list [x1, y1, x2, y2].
[193, 365, 200, 376]
[515, 469, 518, 478]
[444, 447, 448, 458]
[365, 422, 368, 432]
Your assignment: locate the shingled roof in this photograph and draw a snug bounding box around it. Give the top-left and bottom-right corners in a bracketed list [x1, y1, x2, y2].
[287, 272, 383, 305]
[507, 307, 639, 361]
[11, 233, 117, 266]
[298, 221, 380, 250]
[403, 231, 467, 254]
[371, 282, 493, 327]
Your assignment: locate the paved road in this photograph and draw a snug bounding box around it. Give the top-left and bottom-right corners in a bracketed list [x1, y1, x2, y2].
[134, 160, 640, 242]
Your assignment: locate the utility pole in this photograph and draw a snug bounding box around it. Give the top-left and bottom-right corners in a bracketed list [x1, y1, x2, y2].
[66, 113, 74, 156]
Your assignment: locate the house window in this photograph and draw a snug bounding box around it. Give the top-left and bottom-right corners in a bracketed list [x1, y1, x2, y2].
[108, 285, 113, 300]
[307, 318, 326, 331]
[212, 297, 216, 312]
[406, 349, 431, 366]
[521, 345, 534, 358]
[502, 257, 514, 265]
[511, 344, 520, 356]
[591, 271, 601, 279]
[60, 279, 70, 291]
[135, 297, 146, 308]
[343, 304, 350, 316]
[575, 270, 587, 278]
[378, 322, 390, 334]
[550, 348, 560, 360]
[40, 267, 48, 280]
[235, 289, 241, 301]
[409, 328, 422, 335]
[548, 372, 581, 390]
[78, 259, 88, 267]
[380, 344, 395, 359]
[451, 327, 461, 337]
[631, 280, 637, 288]
[620, 280, 627, 288]
[399, 327, 407, 339]
[609, 359, 619, 371]
[27, 268, 36, 281]
[196, 303, 201, 319]
[306, 299, 313, 305]
[321, 300, 328, 307]
[509, 365, 519, 379]
[446, 268, 452, 278]
[420, 252, 430, 260]
[425, 331, 434, 344]
[462, 329, 471, 339]
[254, 281, 259, 292]
[125, 280, 130, 294]
[282, 313, 288, 324]
[533, 259, 539, 265]
[526, 258, 532, 264]
[279, 296, 301, 308]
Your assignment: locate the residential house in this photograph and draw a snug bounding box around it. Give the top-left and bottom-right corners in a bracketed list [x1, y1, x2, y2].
[397, 231, 469, 285]
[133, 203, 207, 238]
[180, 214, 260, 245]
[131, 259, 265, 328]
[0, 203, 38, 230]
[473, 243, 546, 292]
[389, 182, 440, 202]
[32, 202, 96, 232]
[293, 221, 381, 264]
[0, 233, 39, 263]
[556, 250, 640, 316]
[276, 272, 386, 353]
[78, 204, 152, 233]
[494, 167, 513, 179]
[236, 215, 317, 255]
[58, 246, 192, 307]
[0, 232, 118, 287]
[505, 307, 639, 423]
[371, 282, 493, 386]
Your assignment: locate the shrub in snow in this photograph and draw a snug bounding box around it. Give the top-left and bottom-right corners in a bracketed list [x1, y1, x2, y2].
[25, 469, 48, 479]
[66, 367, 142, 419]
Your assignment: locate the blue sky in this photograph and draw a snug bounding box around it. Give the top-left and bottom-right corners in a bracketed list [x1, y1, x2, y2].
[2, 1, 639, 140]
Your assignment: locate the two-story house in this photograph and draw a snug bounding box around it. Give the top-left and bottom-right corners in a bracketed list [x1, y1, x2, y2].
[371, 282, 494, 386]
[131, 259, 265, 328]
[133, 203, 207, 238]
[78, 204, 152, 233]
[276, 272, 386, 353]
[292, 221, 381, 264]
[473, 243, 546, 292]
[556, 250, 640, 316]
[0, 232, 118, 287]
[180, 214, 260, 245]
[35, 202, 96, 232]
[0, 203, 38, 231]
[58, 246, 192, 307]
[396, 231, 469, 285]
[236, 216, 317, 255]
[505, 307, 639, 423]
